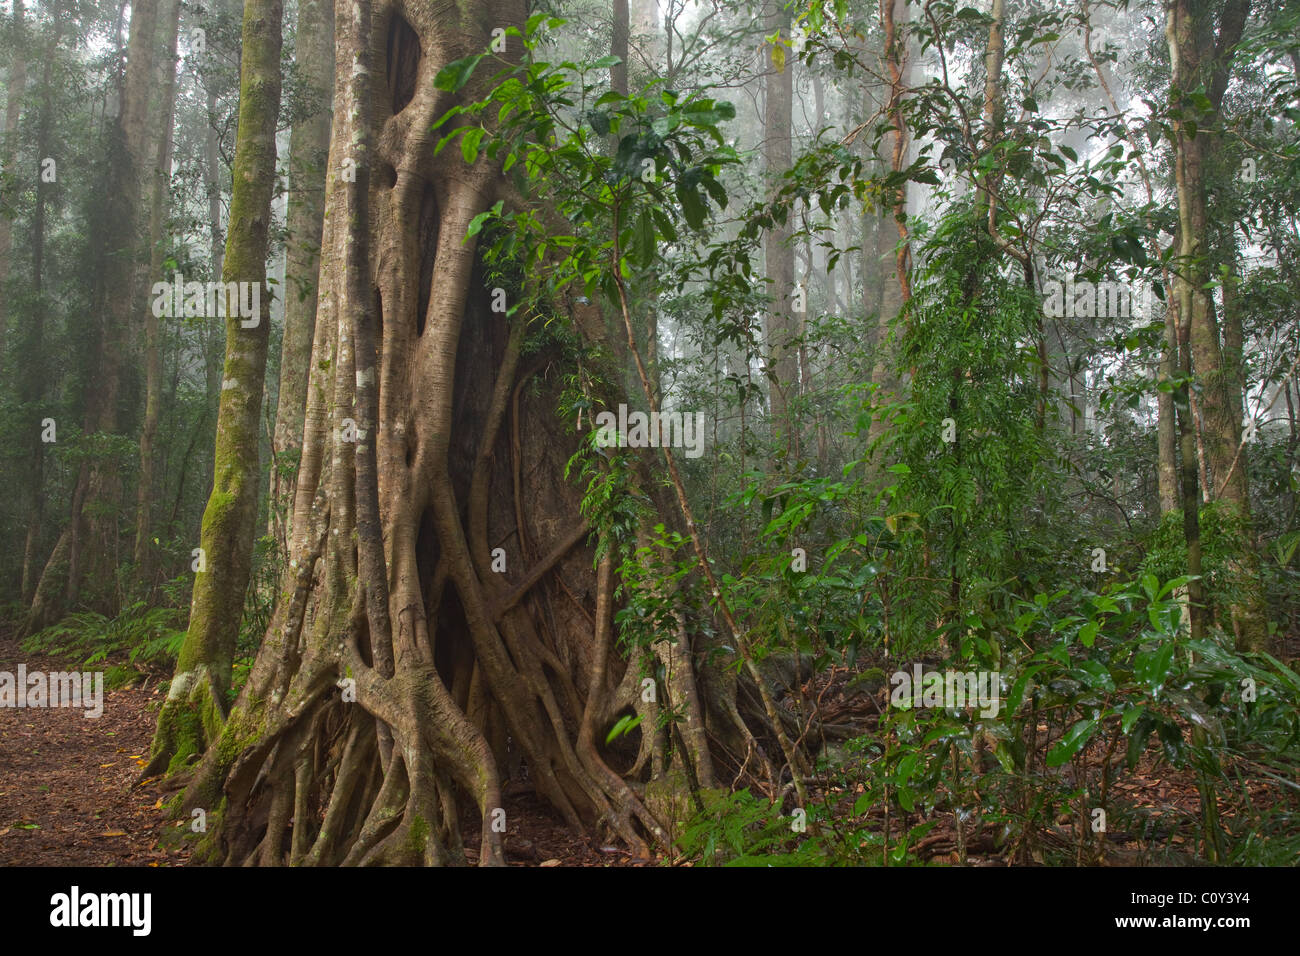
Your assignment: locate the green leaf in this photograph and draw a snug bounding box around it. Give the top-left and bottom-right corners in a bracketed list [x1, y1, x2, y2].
[676, 181, 708, 230]
[1006, 663, 1045, 713]
[586, 110, 611, 137]
[604, 713, 643, 744]
[460, 126, 485, 164]
[435, 54, 485, 92]
[651, 207, 677, 242]
[632, 209, 656, 268]
[466, 200, 504, 239]
[1073, 659, 1115, 692]
[1121, 705, 1146, 734]
[1134, 643, 1175, 695]
[1127, 715, 1155, 768]
[1047, 718, 1098, 767]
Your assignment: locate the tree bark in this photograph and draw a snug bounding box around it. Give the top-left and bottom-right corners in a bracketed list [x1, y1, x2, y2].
[157, 0, 796, 866]
[269, 0, 335, 556]
[0, 0, 28, 384]
[611, 0, 629, 97]
[763, 0, 797, 458]
[1167, 0, 1266, 649]
[133, 0, 183, 583]
[146, 0, 283, 776]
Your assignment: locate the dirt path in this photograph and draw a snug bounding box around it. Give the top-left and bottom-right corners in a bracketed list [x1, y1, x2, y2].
[0, 634, 189, 866]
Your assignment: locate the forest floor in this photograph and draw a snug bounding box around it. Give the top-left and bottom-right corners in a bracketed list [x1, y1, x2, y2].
[0, 629, 639, 867]
[0, 631, 188, 866]
[1, 627, 1290, 866]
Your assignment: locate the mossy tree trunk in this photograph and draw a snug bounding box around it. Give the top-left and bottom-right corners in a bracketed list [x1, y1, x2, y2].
[146, 0, 283, 777]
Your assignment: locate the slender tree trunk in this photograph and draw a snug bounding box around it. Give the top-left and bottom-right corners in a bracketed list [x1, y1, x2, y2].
[1168, 0, 1266, 649]
[1158, 295, 1182, 513]
[146, 0, 283, 776]
[763, 0, 797, 458]
[611, 0, 628, 97]
[866, 0, 912, 466]
[134, 0, 183, 583]
[0, 0, 28, 383]
[21, 5, 70, 625]
[19, 5, 50, 609]
[269, 0, 334, 556]
[204, 89, 226, 415]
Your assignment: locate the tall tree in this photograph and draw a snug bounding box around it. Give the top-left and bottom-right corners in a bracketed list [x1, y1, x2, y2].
[1167, 0, 1266, 648]
[17, 0, 57, 607]
[153, 0, 807, 867]
[865, 0, 912, 465]
[763, 0, 797, 457]
[24, 0, 106, 629]
[0, 0, 28, 382]
[133, 0, 184, 582]
[146, 0, 283, 774]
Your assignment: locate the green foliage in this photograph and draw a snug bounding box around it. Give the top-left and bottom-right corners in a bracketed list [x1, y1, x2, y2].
[21, 600, 187, 688]
[432, 16, 740, 314]
[1142, 503, 1257, 625]
[678, 574, 1300, 866]
[677, 789, 828, 866]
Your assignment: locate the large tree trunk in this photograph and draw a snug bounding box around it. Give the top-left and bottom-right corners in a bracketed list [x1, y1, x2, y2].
[145, 0, 283, 776]
[269, 0, 334, 555]
[611, 0, 628, 97]
[162, 0, 793, 867]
